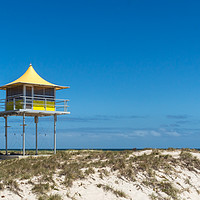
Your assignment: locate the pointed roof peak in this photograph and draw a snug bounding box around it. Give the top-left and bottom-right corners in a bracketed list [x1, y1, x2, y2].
[0, 64, 69, 90]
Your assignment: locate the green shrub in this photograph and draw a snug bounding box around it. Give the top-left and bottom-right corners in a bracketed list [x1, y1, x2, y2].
[32, 183, 50, 194]
[48, 194, 62, 200]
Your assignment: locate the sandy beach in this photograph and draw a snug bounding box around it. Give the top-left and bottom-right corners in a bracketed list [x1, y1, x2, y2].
[0, 149, 200, 200]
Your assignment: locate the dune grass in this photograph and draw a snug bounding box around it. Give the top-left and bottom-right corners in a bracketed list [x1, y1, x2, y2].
[97, 183, 127, 198]
[0, 149, 199, 199]
[38, 194, 63, 200]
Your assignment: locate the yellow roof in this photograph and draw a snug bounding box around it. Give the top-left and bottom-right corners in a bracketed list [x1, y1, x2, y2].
[0, 64, 69, 90]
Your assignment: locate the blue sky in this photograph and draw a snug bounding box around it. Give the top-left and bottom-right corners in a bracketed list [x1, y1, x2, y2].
[0, 0, 200, 149]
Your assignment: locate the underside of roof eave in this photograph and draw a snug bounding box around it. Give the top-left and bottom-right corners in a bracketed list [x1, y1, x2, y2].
[0, 87, 6, 90]
[0, 82, 70, 90]
[55, 86, 70, 90]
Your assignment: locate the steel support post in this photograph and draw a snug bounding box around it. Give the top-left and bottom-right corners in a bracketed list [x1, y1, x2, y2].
[35, 116, 38, 155]
[54, 115, 57, 154]
[4, 117, 8, 155]
[23, 113, 25, 156]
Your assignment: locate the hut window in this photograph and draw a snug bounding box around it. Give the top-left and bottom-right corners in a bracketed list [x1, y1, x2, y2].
[34, 87, 44, 96]
[34, 87, 55, 100]
[45, 88, 54, 97]
[26, 86, 32, 97]
[7, 88, 11, 97]
[7, 86, 23, 97]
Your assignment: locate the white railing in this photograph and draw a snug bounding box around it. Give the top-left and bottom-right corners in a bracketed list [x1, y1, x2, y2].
[0, 95, 69, 112]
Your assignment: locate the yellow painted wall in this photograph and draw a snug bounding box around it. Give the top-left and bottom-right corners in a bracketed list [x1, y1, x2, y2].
[6, 100, 23, 111]
[6, 102, 13, 111]
[33, 100, 55, 111]
[6, 100, 55, 111]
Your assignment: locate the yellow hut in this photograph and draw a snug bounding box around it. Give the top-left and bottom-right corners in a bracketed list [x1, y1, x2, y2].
[0, 64, 70, 156]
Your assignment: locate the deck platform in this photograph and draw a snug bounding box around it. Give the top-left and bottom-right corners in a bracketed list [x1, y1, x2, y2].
[0, 109, 70, 117]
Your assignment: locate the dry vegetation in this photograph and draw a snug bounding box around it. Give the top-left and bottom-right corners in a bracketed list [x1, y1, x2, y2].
[0, 149, 200, 199]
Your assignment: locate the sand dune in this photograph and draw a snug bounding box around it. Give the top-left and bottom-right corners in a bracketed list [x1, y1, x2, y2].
[0, 149, 200, 200]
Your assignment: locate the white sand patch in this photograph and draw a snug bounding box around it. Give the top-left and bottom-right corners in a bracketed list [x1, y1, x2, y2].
[132, 150, 152, 156]
[160, 150, 181, 158]
[191, 152, 200, 160]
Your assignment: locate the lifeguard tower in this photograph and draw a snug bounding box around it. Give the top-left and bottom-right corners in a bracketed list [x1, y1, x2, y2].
[0, 64, 70, 156]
